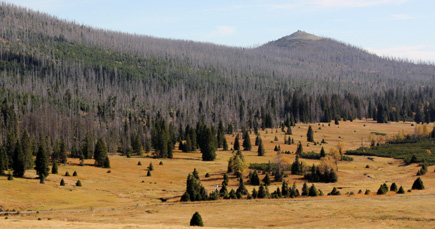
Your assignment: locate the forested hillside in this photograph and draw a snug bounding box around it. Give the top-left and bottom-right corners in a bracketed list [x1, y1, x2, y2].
[1, 3, 435, 160]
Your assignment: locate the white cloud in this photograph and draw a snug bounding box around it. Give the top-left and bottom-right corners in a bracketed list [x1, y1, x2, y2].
[366, 45, 435, 62]
[206, 26, 236, 38]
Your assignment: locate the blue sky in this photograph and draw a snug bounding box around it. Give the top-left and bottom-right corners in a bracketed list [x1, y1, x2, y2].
[5, 0, 435, 62]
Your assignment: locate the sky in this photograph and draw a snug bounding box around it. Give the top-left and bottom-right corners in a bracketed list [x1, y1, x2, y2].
[4, 0, 435, 62]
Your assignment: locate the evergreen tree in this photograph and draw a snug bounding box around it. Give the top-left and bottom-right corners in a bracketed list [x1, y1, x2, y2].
[147, 169, 151, 176]
[220, 183, 228, 197]
[52, 160, 58, 174]
[257, 138, 265, 156]
[291, 155, 303, 175]
[82, 132, 94, 159]
[151, 117, 172, 158]
[377, 103, 387, 123]
[148, 162, 154, 171]
[309, 184, 318, 196]
[35, 141, 49, 179]
[190, 212, 204, 227]
[242, 131, 252, 151]
[301, 183, 309, 196]
[320, 147, 326, 158]
[233, 135, 240, 150]
[58, 139, 67, 165]
[390, 183, 398, 192]
[21, 131, 33, 170]
[397, 186, 405, 194]
[257, 184, 268, 198]
[249, 170, 260, 185]
[13, 141, 26, 177]
[103, 156, 111, 168]
[252, 188, 258, 199]
[328, 187, 341, 195]
[307, 125, 314, 142]
[412, 177, 424, 190]
[217, 120, 226, 148]
[198, 126, 217, 161]
[222, 138, 228, 151]
[60, 179, 65, 186]
[131, 133, 142, 156]
[73, 171, 77, 176]
[0, 147, 8, 175]
[94, 138, 108, 167]
[255, 135, 261, 146]
[377, 183, 389, 195]
[263, 173, 271, 186]
[76, 180, 82, 186]
[295, 141, 303, 155]
[236, 177, 248, 195]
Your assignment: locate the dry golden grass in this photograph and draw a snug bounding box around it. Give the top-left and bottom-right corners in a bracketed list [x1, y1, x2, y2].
[1, 119, 435, 228]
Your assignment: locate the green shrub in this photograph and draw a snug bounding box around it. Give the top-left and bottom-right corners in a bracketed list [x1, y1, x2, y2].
[60, 179, 65, 186]
[397, 186, 405, 194]
[76, 180, 82, 186]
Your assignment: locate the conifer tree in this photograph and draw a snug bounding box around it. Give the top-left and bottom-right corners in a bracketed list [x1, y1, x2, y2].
[103, 156, 111, 168]
[233, 135, 240, 150]
[148, 162, 154, 171]
[217, 121, 226, 148]
[302, 183, 309, 196]
[76, 180, 82, 186]
[21, 131, 33, 170]
[320, 147, 326, 158]
[258, 184, 268, 198]
[412, 177, 424, 190]
[307, 126, 314, 142]
[237, 177, 248, 195]
[249, 170, 260, 185]
[35, 141, 49, 179]
[222, 138, 228, 151]
[60, 179, 65, 186]
[242, 131, 252, 151]
[263, 173, 271, 186]
[131, 133, 142, 156]
[257, 138, 265, 156]
[0, 147, 8, 175]
[147, 169, 151, 176]
[73, 171, 77, 176]
[58, 139, 67, 165]
[52, 160, 58, 174]
[151, 117, 172, 158]
[295, 141, 303, 155]
[220, 183, 228, 197]
[255, 135, 261, 146]
[397, 186, 405, 194]
[82, 132, 94, 159]
[198, 126, 217, 161]
[190, 212, 204, 227]
[390, 183, 398, 192]
[13, 141, 26, 177]
[309, 184, 318, 196]
[291, 155, 303, 175]
[94, 138, 108, 167]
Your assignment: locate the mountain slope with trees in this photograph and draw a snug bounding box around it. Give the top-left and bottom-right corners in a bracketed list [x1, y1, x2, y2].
[0, 3, 435, 162]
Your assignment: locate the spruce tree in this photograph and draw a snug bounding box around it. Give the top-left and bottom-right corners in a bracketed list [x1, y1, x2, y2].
[390, 183, 398, 192]
[76, 180, 82, 186]
[131, 133, 142, 156]
[222, 138, 228, 151]
[309, 184, 318, 196]
[233, 135, 240, 150]
[295, 141, 303, 155]
[82, 132, 94, 159]
[60, 179, 65, 186]
[103, 156, 111, 168]
[307, 126, 314, 142]
[147, 169, 151, 176]
[0, 147, 8, 175]
[13, 141, 26, 177]
[198, 126, 217, 161]
[190, 212, 204, 227]
[148, 162, 154, 171]
[255, 135, 261, 146]
[52, 160, 58, 174]
[397, 186, 405, 194]
[257, 138, 265, 156]
[35, 141, 49, 179]
[94, 138, 108, 167]
[242, 131, 252, 151]
[302, 183, 309, 196]
[73, 171, 77, 176]
[58, 139, 67, 165]
[412, 177, 424, 190]
[320, 147, 326, 158]
[21, 131, 33, 170]
[257, 184, 267, 198]
[263, 173, 271, 186]
[249, 170, 260, 185]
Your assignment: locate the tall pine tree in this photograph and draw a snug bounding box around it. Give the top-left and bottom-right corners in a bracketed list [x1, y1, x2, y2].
[35, 140, 49, 179]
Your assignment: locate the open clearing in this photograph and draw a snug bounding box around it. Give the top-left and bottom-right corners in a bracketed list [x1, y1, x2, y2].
[1, 120, 435, 228]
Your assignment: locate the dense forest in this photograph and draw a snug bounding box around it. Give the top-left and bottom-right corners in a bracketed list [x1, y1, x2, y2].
[1, 3, 435, 164]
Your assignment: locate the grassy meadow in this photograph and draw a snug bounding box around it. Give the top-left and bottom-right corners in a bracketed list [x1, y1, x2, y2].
[1, 119, 435, 228]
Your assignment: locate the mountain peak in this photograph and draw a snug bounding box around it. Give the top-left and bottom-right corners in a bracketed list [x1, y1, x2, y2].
[283, 30, 322, 41]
